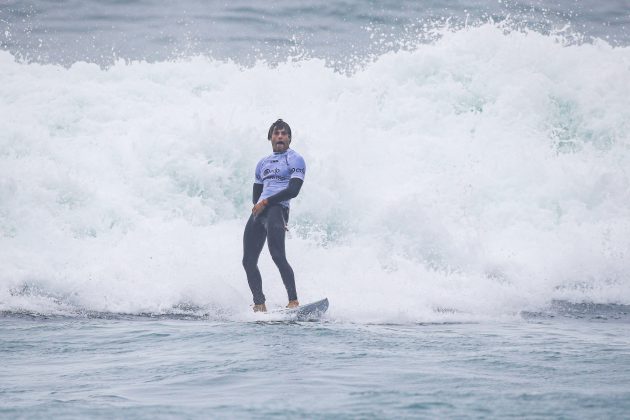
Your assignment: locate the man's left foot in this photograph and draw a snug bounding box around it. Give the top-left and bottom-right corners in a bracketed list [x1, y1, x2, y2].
[287, 300, 299, 308]
[253, 303, 267, 312]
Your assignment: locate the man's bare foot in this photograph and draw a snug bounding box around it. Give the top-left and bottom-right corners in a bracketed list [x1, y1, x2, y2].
[287, 300, 299, 309]
[253, 303, 267, 313]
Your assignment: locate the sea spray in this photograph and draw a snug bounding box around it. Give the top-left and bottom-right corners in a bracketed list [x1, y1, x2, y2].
[1, 23, 629, 321]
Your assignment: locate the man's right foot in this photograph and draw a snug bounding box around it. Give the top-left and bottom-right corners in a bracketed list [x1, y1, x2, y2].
[287, 300, 299, 309]
[253, 303, 267, 313]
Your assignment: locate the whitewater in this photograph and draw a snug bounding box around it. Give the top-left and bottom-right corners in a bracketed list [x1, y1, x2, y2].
[2, 24, 630, 322]
[3, 13, 630, 416]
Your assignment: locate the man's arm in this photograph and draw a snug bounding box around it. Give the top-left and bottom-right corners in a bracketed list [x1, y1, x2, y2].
[252, 183, 263, 204]
[265, 178, 303, 204]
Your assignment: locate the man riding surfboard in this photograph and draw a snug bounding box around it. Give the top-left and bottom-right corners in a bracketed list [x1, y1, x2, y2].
[242, 119, 306, 312]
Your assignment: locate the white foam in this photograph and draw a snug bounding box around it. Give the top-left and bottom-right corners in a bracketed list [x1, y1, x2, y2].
[1, 24, 629, 321]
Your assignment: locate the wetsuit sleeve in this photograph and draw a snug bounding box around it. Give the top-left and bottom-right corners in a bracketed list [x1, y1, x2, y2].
[252, 159, 264, 204]
[252, 183, 263, 204]
[266, 178, 303, 204]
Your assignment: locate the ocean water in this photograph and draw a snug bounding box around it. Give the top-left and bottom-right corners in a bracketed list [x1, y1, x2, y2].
[2, 0, 630, 417]
[3, 315, 630, 418]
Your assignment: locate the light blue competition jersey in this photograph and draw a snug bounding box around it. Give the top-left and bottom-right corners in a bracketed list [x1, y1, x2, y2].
[255, 148, 306, 208]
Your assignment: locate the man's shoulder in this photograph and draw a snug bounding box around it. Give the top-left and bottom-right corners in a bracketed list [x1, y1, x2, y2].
[287, 149, 305, 161]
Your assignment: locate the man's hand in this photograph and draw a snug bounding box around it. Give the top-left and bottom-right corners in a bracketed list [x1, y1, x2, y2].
[252, 199, 268, 216]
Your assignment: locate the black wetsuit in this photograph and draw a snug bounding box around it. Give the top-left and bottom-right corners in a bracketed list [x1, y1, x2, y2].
[242, 169, 304, 305]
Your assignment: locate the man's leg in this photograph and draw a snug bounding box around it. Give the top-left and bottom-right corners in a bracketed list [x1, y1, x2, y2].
[265, 206, 298, 302]
[242, 214, 267, 305]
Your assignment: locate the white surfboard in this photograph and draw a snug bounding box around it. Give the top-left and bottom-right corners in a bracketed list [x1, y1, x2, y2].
[271, 298, 329, 321]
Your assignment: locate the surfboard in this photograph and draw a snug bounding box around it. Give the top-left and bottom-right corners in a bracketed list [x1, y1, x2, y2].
[272, 298, 329, 321]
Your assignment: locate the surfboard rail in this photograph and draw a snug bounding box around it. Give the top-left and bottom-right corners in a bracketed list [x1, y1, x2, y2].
[272, 297, 329, 321]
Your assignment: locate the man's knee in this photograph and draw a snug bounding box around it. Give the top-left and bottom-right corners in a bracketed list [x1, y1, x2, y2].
[271, 253, 288, 267]
[242, 256, 257, 270]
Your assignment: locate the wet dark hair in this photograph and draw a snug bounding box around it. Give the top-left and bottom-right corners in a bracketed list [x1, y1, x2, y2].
[267, 119, 292, 140]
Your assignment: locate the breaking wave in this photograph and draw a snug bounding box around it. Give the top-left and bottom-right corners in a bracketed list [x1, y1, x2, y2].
[2, 23, 630, 322]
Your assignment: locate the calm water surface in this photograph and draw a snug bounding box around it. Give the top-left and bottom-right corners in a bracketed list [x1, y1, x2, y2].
[2, 315, 630, 418]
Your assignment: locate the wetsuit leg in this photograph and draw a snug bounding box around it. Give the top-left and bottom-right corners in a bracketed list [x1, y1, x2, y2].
[265, 205, 298, 302]
[242, 214, 267, 304]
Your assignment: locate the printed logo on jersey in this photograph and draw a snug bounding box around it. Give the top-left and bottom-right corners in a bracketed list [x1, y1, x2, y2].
[263, 168, 281, 177]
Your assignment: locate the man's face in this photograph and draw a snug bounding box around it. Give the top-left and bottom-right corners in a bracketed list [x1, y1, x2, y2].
[270, 128, 290, 153]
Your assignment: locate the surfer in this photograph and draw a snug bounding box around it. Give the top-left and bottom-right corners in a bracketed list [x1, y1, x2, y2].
[242, 119, 306, 312]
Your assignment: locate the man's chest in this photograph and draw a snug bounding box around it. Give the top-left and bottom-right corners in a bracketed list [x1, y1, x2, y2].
[260, 156, 290, 180]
